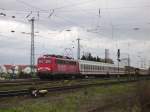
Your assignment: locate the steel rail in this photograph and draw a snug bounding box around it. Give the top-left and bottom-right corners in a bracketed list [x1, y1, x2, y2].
[0, 78, 143, 98]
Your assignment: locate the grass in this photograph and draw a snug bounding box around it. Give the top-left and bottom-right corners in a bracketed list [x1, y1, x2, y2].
[0, 81, 139, 112]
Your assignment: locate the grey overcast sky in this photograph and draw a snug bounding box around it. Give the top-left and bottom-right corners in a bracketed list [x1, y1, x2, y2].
[0, 0, 150, 68]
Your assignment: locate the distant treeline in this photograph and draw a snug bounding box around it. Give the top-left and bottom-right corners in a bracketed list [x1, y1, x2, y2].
[81, 53, 114, 64]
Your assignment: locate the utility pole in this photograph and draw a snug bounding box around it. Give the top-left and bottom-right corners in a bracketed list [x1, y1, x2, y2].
[30, 18, 35, 75]
[77, 38, 80, 60]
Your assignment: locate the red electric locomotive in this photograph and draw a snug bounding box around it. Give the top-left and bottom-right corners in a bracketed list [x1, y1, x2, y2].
[37, 55, 79, 78]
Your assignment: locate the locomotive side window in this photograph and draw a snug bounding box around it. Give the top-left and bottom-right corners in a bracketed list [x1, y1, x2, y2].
[56, 59, 76, 65]
[70, 61, 76, 65]
[56, 59, 63, 64]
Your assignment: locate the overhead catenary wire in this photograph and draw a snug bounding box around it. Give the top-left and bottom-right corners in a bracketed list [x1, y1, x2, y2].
[15, 0, 45, 11]
[1, 0, 149, 36]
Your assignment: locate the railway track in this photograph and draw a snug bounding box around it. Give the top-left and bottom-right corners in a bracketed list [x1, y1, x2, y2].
[0, 77, 115, 90]
[0, 78, 144, 98]
[0, 78, 65, 87]
[0, 78, 40, 83]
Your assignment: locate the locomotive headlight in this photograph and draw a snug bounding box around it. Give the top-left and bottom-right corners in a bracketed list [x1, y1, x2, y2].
[38, 67, 51, 71]
[47, 67, 51, 70]
[37, 68, 41, 71]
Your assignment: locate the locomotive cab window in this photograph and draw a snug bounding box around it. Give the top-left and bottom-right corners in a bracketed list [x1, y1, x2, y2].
[38, 59, 44, 64]
[45, 59, 51, 64]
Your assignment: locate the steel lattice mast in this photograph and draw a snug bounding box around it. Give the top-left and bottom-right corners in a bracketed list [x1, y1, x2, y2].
[30, 18, 35, 75]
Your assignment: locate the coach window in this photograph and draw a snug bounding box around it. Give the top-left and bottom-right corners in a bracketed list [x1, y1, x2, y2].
[103, 66, 105, 70]
[106, 67, 108, 71]
[105, 67, 108, 71]
[81, 64, 83, 70]
[102, 66, 104, 70]
[83, 64, 85, 70]
[88, 65, 90, 70]
[84, 65, 86, 70]
[84, 64, 86, 70]
[98, 66, 100, 71]
[86, 65, 88, 70]
[109, 67, 111, 71]
[99, 66, 101, 71]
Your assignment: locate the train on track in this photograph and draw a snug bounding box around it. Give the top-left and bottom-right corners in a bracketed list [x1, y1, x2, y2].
[37, 54, 150, 79]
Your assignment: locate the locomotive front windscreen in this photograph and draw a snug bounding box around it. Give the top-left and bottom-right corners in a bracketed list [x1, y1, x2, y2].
[38, 58, 51, 64]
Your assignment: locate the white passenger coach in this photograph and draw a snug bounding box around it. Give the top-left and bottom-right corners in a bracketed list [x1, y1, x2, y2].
[78, 60, 125, 76]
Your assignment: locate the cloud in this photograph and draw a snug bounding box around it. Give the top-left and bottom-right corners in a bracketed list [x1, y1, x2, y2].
[0, 0, 149, 68]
